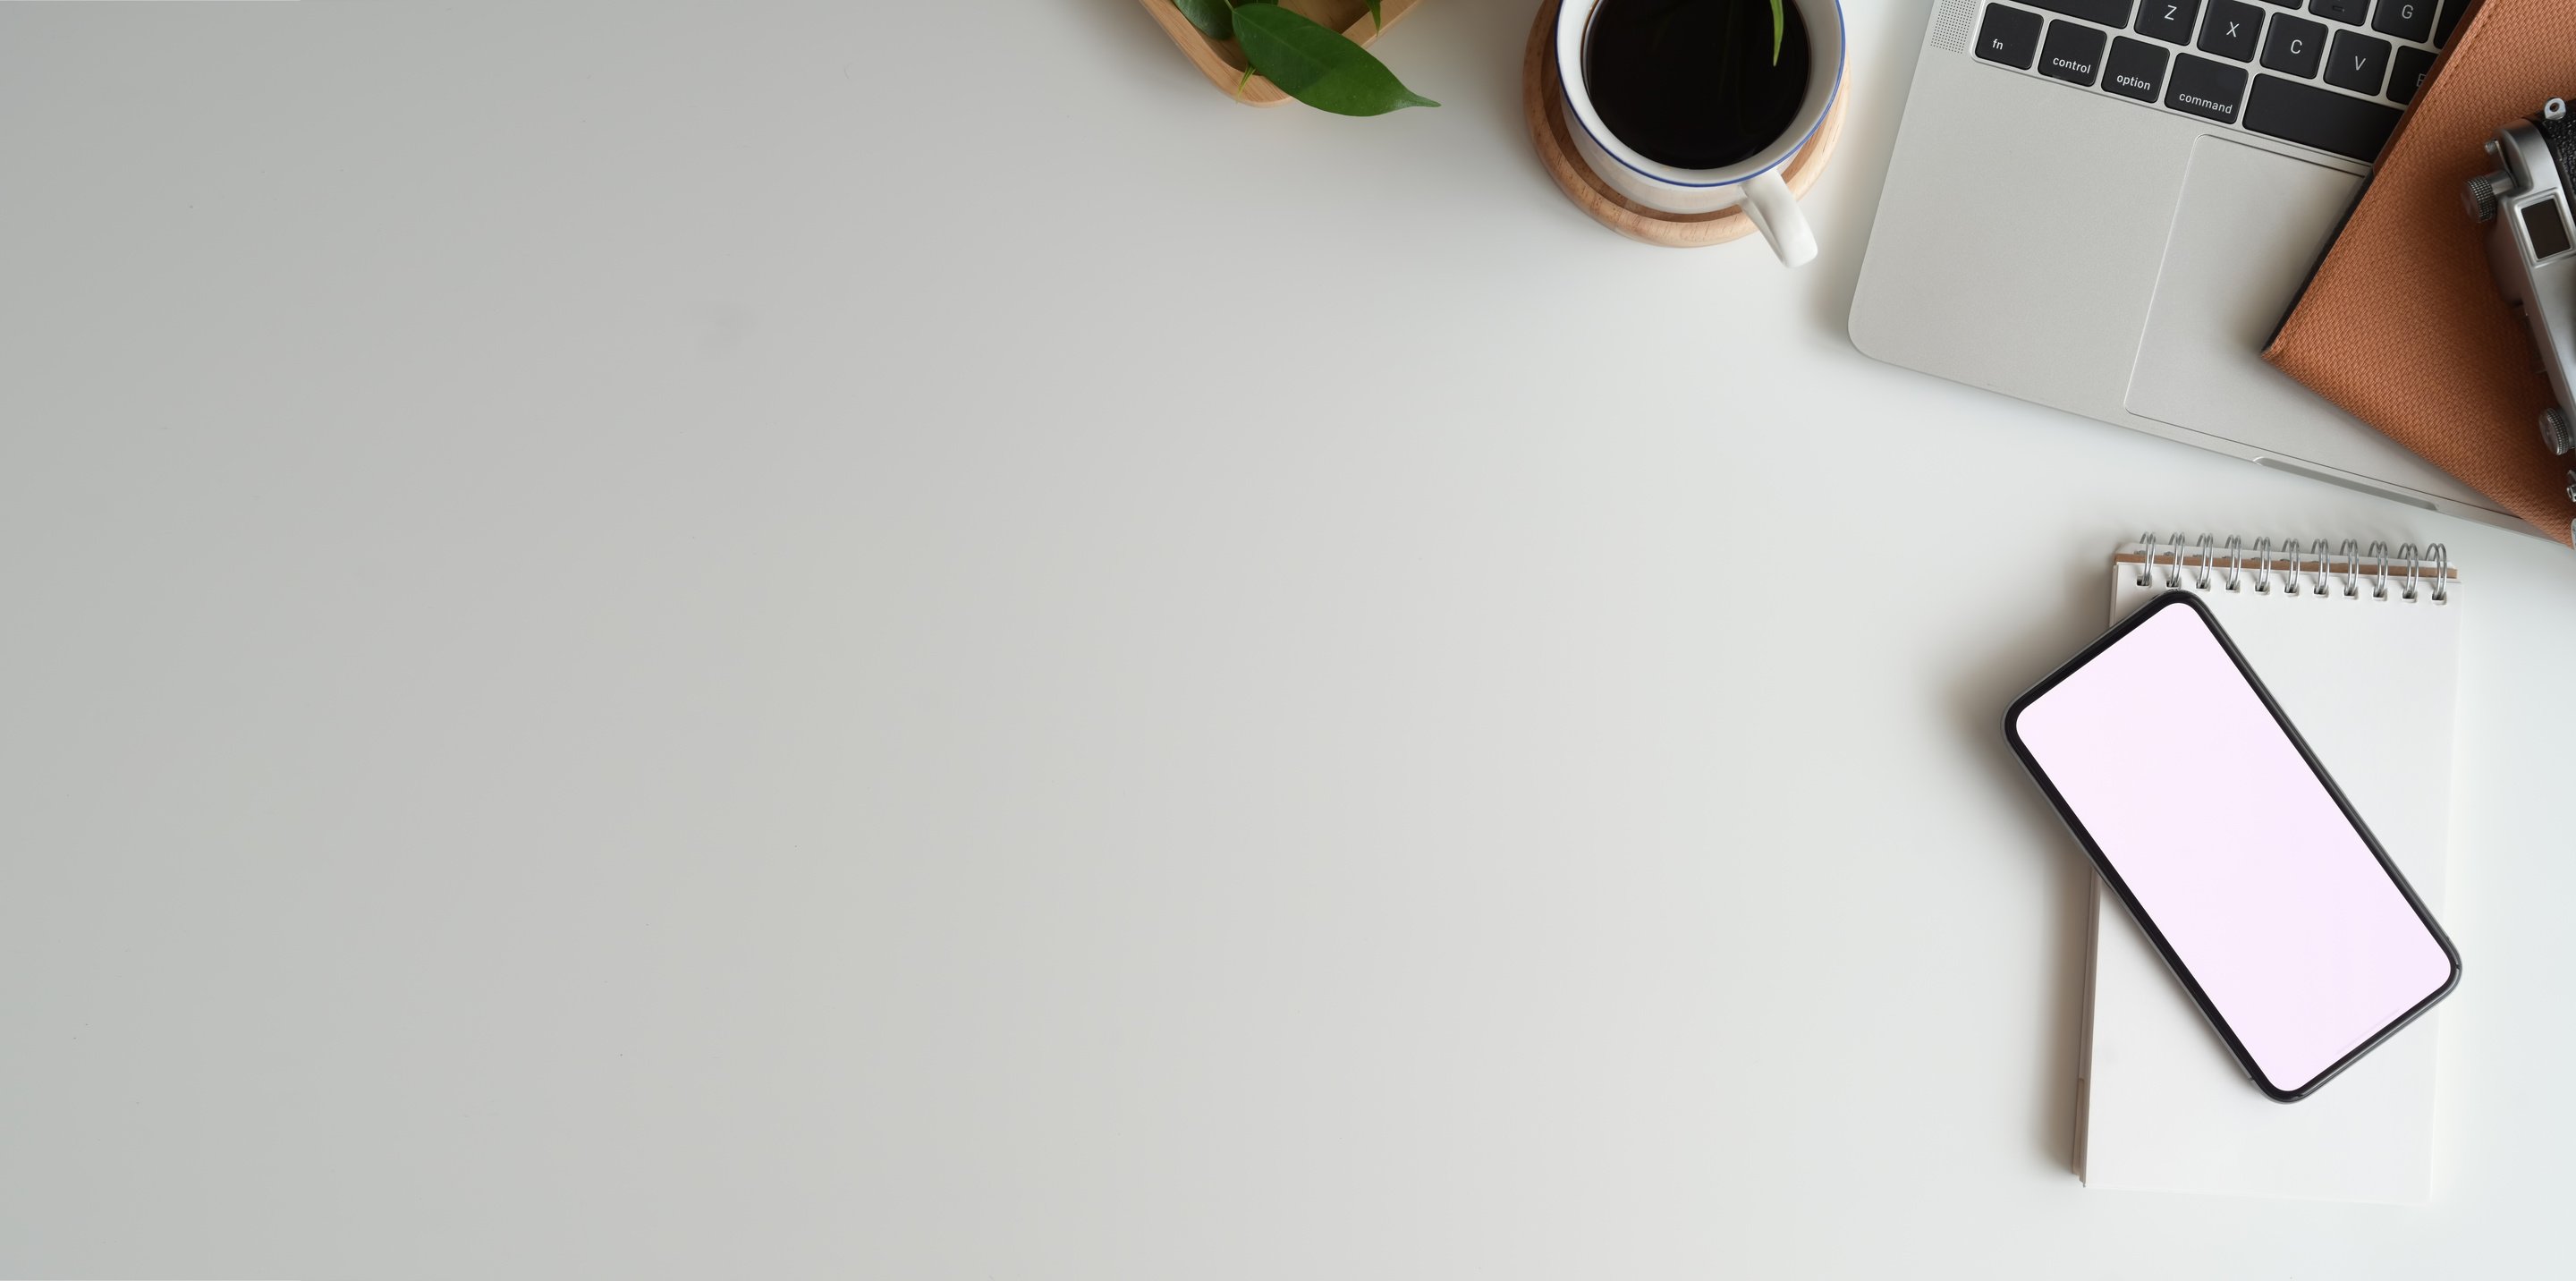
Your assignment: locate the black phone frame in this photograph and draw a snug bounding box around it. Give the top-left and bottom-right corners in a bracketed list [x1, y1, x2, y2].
[2003, 589, 2462, 1103]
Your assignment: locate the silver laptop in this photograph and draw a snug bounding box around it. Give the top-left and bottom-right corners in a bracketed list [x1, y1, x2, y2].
[1848, 0, 2524, 532]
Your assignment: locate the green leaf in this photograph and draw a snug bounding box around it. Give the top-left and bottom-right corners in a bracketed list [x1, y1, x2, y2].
[1368, 1, 1384, 28]
[1172, 0, 1234, 41]
[1769, 0, 1784, 64]
[1232, 3, 1436, 115]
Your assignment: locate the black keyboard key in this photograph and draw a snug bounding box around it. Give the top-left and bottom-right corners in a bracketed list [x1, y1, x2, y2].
[2307, 0, 2367, 22]
[2106, 36, 2171, 99]
[2246, 73, 2402, 157]
[2261, 13, 2327, 76]
[2024, 0, 2136, 23]
[2371, 0, 2434, 40]
[2388, 44, 2435, 105]
[2432, 0, 2465, 46]
[2040, 21, 2110, 84]
[2168, 52, 2250, 121]
[2199, 0, 2265, 60]
[2135, 0, 2202, 42]
[2324, 28, 2390, 93]
[1977, 4, 2046, 68]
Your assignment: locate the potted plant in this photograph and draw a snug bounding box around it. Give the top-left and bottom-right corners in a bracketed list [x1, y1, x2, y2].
[1139, 0, 1437, 114]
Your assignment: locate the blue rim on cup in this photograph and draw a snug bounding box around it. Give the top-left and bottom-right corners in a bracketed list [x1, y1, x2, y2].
[1553, 0, 1846, 264]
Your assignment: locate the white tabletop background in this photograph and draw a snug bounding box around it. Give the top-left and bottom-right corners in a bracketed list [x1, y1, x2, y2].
[4, 2, 2572, 1276]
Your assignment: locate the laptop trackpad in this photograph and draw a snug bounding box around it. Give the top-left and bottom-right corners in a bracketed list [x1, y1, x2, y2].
[2125, 136, 2475, 502]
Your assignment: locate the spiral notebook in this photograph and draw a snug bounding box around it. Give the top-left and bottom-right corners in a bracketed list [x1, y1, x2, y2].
[2074, 535, 2463, 1203]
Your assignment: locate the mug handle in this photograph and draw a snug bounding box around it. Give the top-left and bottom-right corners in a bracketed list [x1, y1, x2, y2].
[1740, 170, 1818, 267]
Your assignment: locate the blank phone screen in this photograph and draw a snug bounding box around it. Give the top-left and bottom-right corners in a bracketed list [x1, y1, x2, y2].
[2009, 596, 2455, 1098]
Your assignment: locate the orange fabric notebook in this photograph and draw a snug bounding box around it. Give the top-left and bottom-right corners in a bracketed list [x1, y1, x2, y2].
[2265, 0, 2576, 546]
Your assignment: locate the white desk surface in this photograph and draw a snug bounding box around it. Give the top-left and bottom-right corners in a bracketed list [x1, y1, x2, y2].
[5, 4, 2573, 1276]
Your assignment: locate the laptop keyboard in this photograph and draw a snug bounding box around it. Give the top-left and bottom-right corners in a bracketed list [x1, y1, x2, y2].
[1972, 0, 2457, 162]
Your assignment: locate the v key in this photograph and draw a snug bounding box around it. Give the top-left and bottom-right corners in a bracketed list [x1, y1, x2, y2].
[2323, 29, 2390, 95]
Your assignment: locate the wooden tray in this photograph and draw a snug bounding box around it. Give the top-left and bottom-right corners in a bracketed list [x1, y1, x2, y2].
[1522, 0, 1846, 247]
[1138, 0, 1428, 106]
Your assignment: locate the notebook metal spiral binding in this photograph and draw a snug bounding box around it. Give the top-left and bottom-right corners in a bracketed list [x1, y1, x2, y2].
[2131, 532, 2450, 605]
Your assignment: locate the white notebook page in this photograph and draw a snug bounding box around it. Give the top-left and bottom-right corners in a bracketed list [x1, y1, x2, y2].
[2075, 541, 2462, 1202]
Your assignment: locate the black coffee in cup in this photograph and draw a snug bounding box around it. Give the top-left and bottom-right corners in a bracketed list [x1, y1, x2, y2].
[1583, 0, 1812, 171]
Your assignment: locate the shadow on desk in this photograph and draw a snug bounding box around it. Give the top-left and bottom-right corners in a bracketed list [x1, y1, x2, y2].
[1945, 550, 2114, 1175]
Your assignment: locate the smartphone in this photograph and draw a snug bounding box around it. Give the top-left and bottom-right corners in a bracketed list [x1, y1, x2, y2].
[2004, 590, 2460, 1103]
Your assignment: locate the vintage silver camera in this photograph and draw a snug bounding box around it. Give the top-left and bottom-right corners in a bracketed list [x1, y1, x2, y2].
[2467, 98, 2576, 498]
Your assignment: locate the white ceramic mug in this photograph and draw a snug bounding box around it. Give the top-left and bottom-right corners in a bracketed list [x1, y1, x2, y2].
[1555, 0, 1845, 266]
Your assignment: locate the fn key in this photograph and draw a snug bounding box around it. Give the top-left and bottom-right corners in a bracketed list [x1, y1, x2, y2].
[1977, 4, 2044, 69]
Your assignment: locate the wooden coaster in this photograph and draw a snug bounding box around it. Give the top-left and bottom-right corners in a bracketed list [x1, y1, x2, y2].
[1523, 0, 1848, 248]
